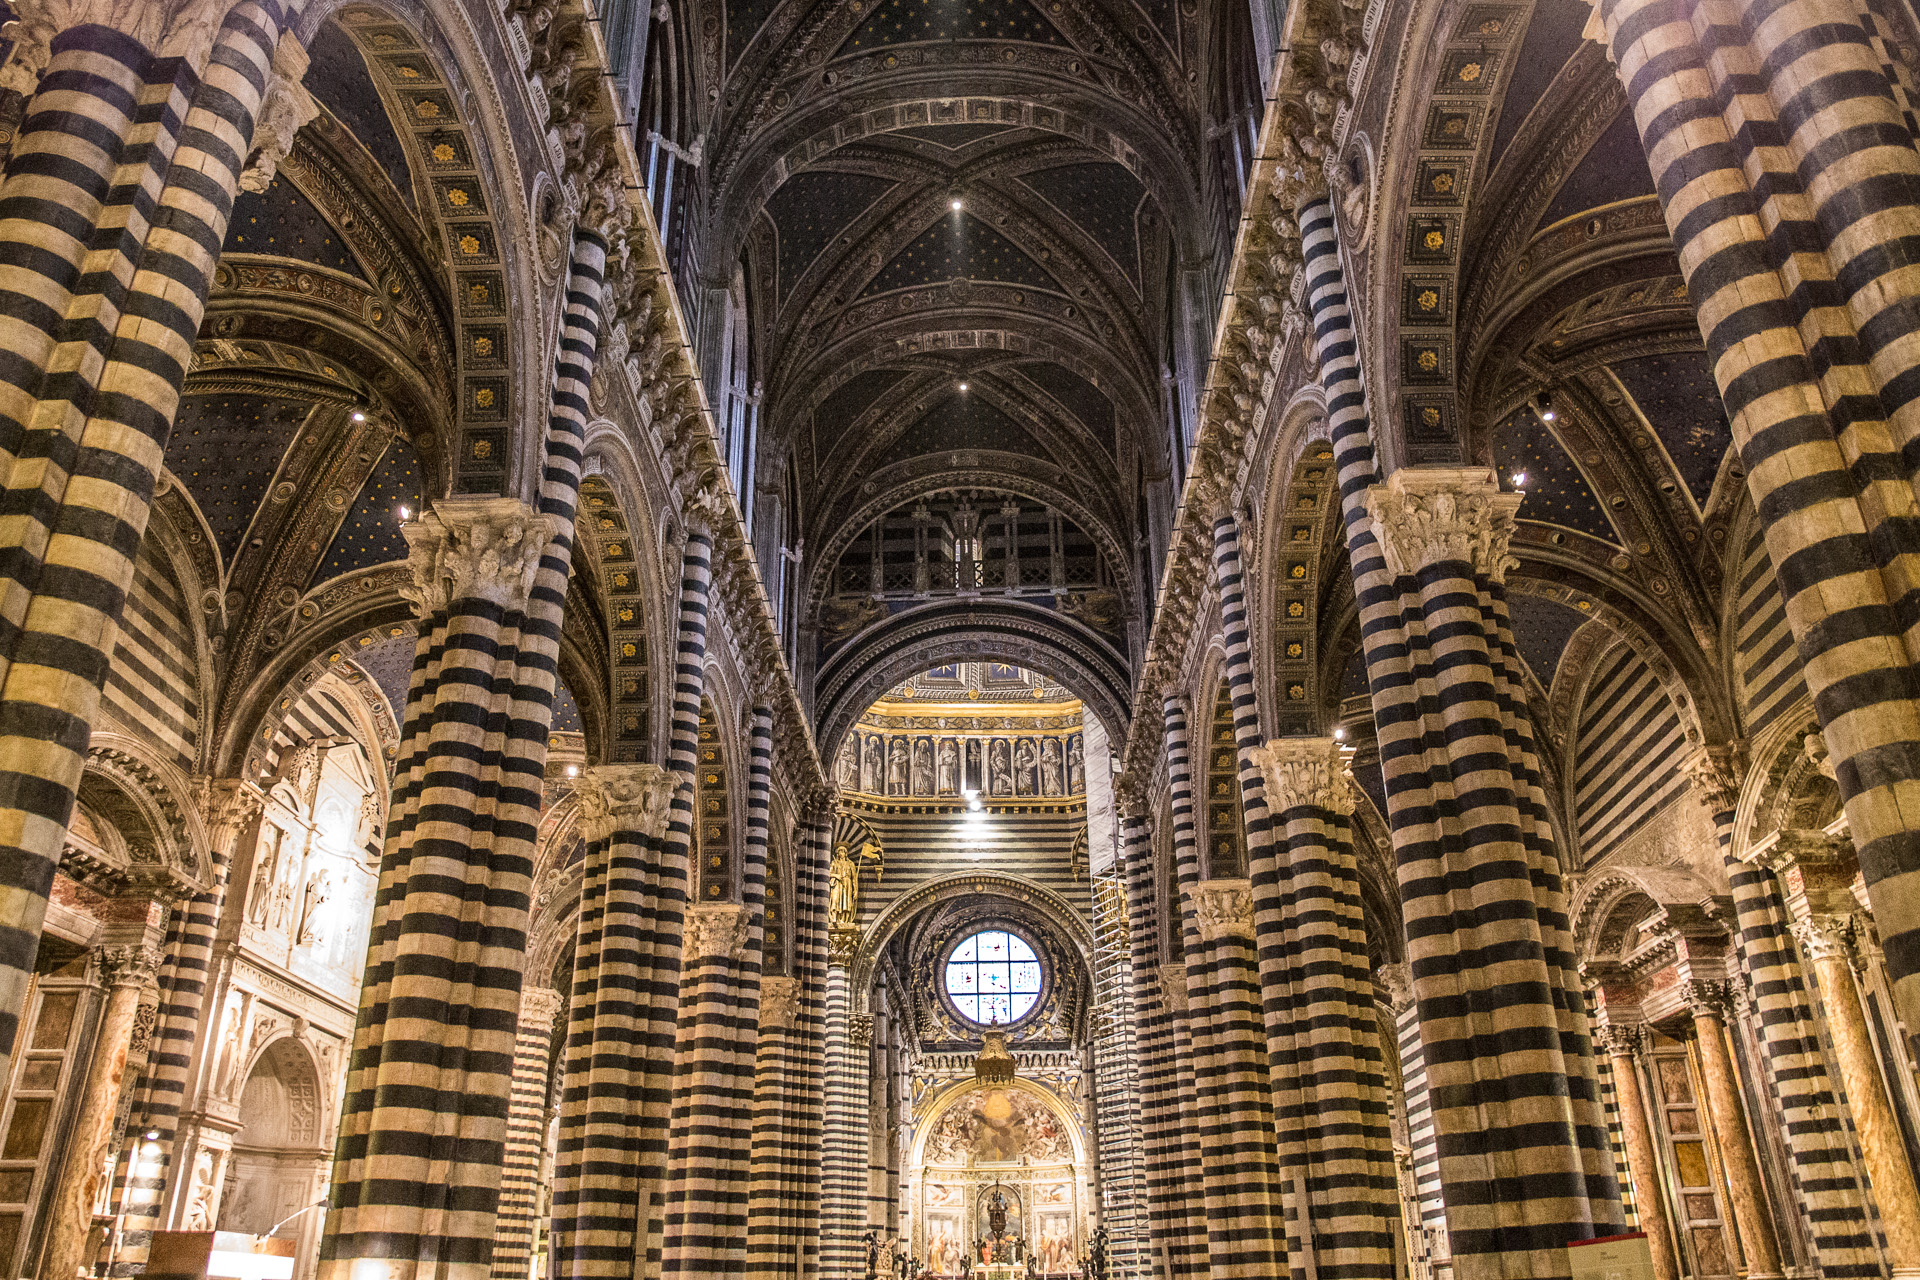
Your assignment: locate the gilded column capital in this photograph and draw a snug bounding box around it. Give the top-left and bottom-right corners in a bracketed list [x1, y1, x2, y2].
[1190, 879, 1254, 942]
[401, 496, 557, 617]
[1361, 466, 1522, 583]
[685, 903, 753, 960]
[1592, 1023, 1645, 1059]
[574, 763, 678, 844]
[760, 976, 799, 1030]
[1250, 737, 1353, 815]
[519, 986, 565, 1029]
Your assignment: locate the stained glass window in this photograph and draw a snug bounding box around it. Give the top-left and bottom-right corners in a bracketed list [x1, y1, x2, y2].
[944, 929, 1042, 1026]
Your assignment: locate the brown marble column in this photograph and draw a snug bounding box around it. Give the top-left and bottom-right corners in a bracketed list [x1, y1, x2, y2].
[41, 942, 162, 1280]
[1793, 913, 1920, 1269]
[1593, 1025, 1680, 1280]
[1681, 980, 1782, 1278]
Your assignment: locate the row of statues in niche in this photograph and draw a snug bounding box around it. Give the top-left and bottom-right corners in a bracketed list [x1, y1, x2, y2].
[837, 732, 1085, 798]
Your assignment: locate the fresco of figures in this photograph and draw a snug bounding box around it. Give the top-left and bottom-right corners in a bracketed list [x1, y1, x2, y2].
[836, 728, 1086, 799]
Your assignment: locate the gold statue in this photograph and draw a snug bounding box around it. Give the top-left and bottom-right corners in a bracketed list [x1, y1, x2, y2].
[829, 840, 882, 930]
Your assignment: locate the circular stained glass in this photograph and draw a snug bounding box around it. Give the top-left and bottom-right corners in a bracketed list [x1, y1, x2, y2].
[944, 929, 1043, 1026]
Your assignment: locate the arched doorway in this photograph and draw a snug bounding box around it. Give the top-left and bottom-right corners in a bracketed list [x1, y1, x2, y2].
[217, 1038, 329, 1271]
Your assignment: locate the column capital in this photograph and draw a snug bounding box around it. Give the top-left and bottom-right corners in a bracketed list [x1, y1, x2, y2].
[519, 986, 565, 1029]
[761, 976, 799, 1029]
[1681, 979, 1733, 1019]
[1792, 914, 1861, 967]
[685, 903, 753, 960]
[1593, 1023, 1645, 1059]
[849, 1013, 873, 1050]
[1, 0, 233, 95]
[574, 763, 678, 844]
[194, 777, 266, 833]
[1760, 826, 1853, 871]
[401, 496, 556, 617]
[1374, 962, 1413, 1014]
[1189, 879, 1254, 942]
[828, 928, 862, 968]
[1250, 737, 1354, 815]
[1160, 964, 1189, 1016]
[1682, 743, 1746, 815]
[1361, 466, 1522, 582]
[97, 944, 162, 990]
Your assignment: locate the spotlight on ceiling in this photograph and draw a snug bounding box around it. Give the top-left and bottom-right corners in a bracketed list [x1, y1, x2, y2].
[398, 505, 411, 522]
[1534, 389, 1556, 422]
[566, 764, 579, 777]
[1333, 726, 1346, 741]
[950, 198, 964, 211]
[958, 381, 969, 392]
[351, 410, 367, 423]
[1511, 471, 1528, 489]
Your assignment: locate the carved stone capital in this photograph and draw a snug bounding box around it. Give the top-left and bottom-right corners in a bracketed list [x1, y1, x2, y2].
[1792, 914, 1860, 967]
[1680, 979, 1733, 1020]
[1361, 466, 1522, 583]
[685, 903, 753, 960]
[828, 928, 862, 968]
[1683, 743, 1746, 815]
[1190, 879, 1254, 942]
[1160, 964, 1189, 1016]
[519, 986, 565, 1030]
[1250, 737, 1354, 816]
[97, 944, 162, 990]
[1, 0, 230, 95]
[574, 763, 678, 845]
[849, 1013, 873, 1050]
[239, 33, 316, 193]
[760, 976, 799, 1030]
[1374, 962, 1413, 1014]
[1593, 1023, 1645, 1059]
[401, 497, 556, 617]
[196, 777, 266, 838]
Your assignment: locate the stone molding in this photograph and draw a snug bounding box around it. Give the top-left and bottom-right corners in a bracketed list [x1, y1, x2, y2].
[1361, 467, 1523, 583]
[1250, 737, 1354, 816]
[684, 903, 753, 961]
[519, 987, 566, 1029]
[761, 976, 799, 1030]
[1190, 879, 1255, 943]
[402, 497, 557, 617]
[573, 763, 678, 845]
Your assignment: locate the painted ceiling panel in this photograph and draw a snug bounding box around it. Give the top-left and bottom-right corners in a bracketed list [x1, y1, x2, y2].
[1489, 0, 1589, 162]
[1610, 351, 1732, 508]
[877, 392, 1050, 468]
[350, 629, 417, 721]
[727, 0, 784, 65]
[312, 436, 425, 585]
[1493, 410, 1618, 543]
[1537, 110, 1655, 229]
[1018, 361, 1114, 455]
[305, 18, 416, 208]
[899, 124, 1019, 148]
[837, 0, 1071, 55]
[1018, 163, 1146, 284]
[552, 676, 584, 732]
[165, 394, 314, 565]
[223, 174, 365, 277]
[767, 170, 898, 298]
[818, 368, 912, 431]
[865, 213, 1058, 294]
[1506, 596, 1589, 690]
[1340, 644, 1368, 698]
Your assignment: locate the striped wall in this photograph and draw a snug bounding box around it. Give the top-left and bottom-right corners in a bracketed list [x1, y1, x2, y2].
[847, 804, 1091, 924]
[101, 538, 199, 769]
[1395, 1002, 1449, 1274]
[1572, 641, 1689, 868]
[1732, 522, 1807, 736]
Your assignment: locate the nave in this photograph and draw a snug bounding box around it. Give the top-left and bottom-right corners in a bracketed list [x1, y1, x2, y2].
[9, 0, 1920, 1279]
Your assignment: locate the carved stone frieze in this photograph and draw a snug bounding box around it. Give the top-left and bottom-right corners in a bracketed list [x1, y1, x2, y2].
[1362, 467, 1523, 583]
[1250, 737, 1354, 816]
[401, 497, 556, 617]
[573, 763, 678, 845]
[1189, 879, 1255, 943]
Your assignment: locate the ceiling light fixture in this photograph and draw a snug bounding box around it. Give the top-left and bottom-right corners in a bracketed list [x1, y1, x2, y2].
[1333, 726, 1346, 741]
[351, 410, 367, 423]
[958, 381, 969, 392]
[1534, 389, 1556, 422]
[1511, 471, 1528, 488]
[398, 505, 411, 521]
[951, 198, 964, 211]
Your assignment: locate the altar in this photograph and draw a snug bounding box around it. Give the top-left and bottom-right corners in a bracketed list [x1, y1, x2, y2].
[977, 1265, 1023, 1280]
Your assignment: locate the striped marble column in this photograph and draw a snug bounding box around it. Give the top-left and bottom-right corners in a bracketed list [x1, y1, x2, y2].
[789, 804, 833, 1280]
[1163, 697, 1289, 1278]
[1683, 749, 1878, 1272]
[320, 230, 608, 1280]
[1248, 738, 1398, 1278]
[1295, 189, 1621, 1277]
[662, 706, 773, 1280]
[494, 986, 565, 1280]
[745, 971, 803, 1280]
[1589, 0, 1920, 1060]
[0, 1, 294, 1092]
[114, 779, 264, 1254]
[1088, 866, 1145, 1279]
[1120, 809, 1205, 1280]
[821, 931, 870, 1280]
[549, 764, 681, 1280]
